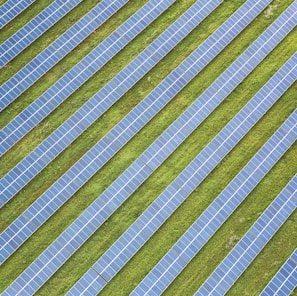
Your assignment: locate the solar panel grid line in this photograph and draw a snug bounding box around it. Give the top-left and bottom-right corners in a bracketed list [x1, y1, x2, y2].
[0, 0, 176, 157]
[260, 248, 297, 295]
[0, 0, 129, 111]
[0, 0, 224, 266]
[66, 52, 297, 295]
[0, 0, 35, 29]
[0, 0, 83, 68]
[0, 0, 222, 208]
[195, 174, 297, 296]
[131, 110, 297, 295]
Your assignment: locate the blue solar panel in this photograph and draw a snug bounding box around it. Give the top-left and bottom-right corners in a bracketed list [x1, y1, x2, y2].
[0, 1, 274, 293]
[195, 173, 297, 295]
[0, 0, 35, 29]
[66, 52, 296, 295]
[260, 248, 297, 296]
[0, 0, 175, 156]
[0, 0, 222, 206]
[131, 110, 297, 295]
[0, 0, 83, 68]
[0, 0, 129, 110]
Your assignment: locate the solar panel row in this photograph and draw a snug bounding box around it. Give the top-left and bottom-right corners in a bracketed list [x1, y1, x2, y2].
[0, 0, 83, 68]
[0, 3, 270, 287]
[66, 34, 296, 296]
[0, 0, 264, 266]
[195, 173, 297, 296]
[260, 248, 297, 296]
[0, 0, 129, 110]
[0, 0, 35, 29]
[0, 0, 222, 208]
[132, 109, 297, 295]
[0, 0, 175, 157]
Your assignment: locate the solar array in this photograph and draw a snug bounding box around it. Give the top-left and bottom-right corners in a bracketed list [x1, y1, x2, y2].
[0, 0, 222, 208]
[0, 0, 83, 68]
[132, 109, 297, 295]
[65, 51, 296, 295]
[0, 0, 175, 157]
[0, 0, 129, 110]
[1, 0, 296, 294]
[195, 173, 297, 295]
[0, 0, 35, 29]
[0, 0, 272, 287]
[260, 248, 297, 296]
[0, 0, 266, 265]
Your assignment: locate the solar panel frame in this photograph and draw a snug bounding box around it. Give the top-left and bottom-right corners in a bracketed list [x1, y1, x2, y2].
[0, 0, 176, 156]
[131, 109, 297, 295]
[0, 0, 83, 68]
[195, 174, 297, 296]
[0, 0, 35, 29]
[260, 248, 297, 295]
[0, 0, 129, 110]
[66, 52, 297, 295]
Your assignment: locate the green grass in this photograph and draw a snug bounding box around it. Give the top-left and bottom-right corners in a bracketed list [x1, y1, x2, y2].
[0, 0, 296, 295]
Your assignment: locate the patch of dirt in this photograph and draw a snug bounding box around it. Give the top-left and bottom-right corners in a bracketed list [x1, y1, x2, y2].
[264, 1, 279, 19]
[273, 260, 282, 266]
[226, 234, 241, 249]
[238, 217, 245, 223]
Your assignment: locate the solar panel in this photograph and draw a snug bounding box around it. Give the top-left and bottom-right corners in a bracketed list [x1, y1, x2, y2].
[66, 52, 297, 296]
[0, 0, 274, 292]
[0, 0, 266, 265]
[0, 0, 175, 156]
[0, 0, 35, 29]
[0, 0, 222, 205]
[0, 0, 129, 110]
[260, 248, 297, 296]
[195, 173, 297, 295]
[0, 0, 83, 68]
[131, 110, 297, 295]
